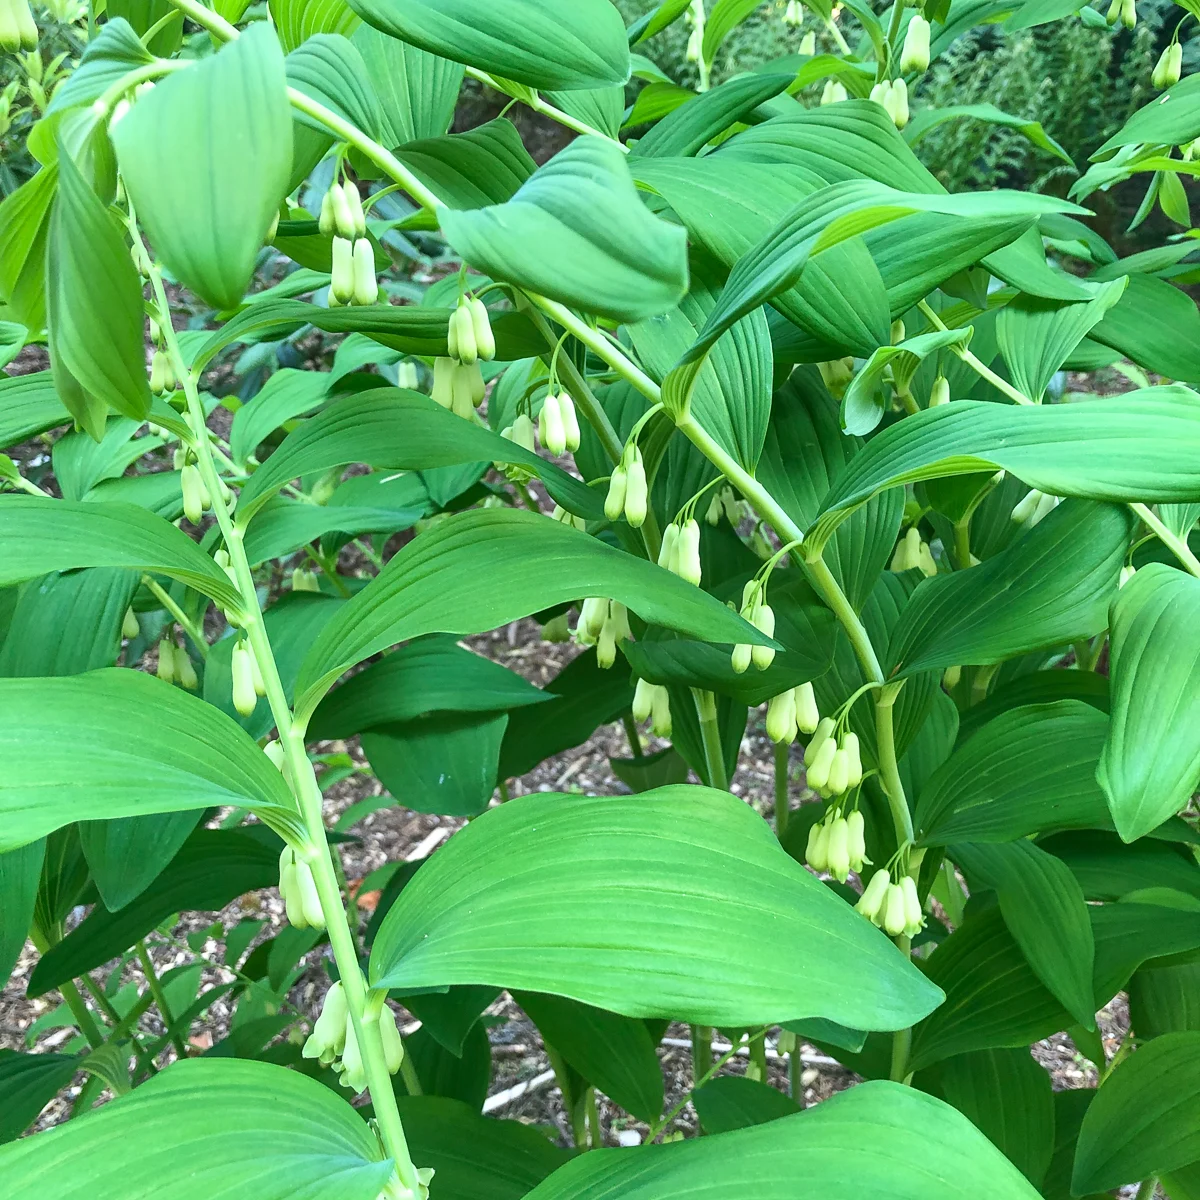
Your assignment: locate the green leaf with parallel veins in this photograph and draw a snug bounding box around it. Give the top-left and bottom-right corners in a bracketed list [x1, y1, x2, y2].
[241, 497, 424, 565]
[342, 0, 629, 91]
[516, 991, 663, 1123]
[1130, 958, 1200, 1038]
[45, 19, 153, 115]
[691, 1074, 801, 1134]
[1098, 563, 1200, 843]
[995, 278, 1127, 403]
[544, 85, 625, 138]
[1093, 73, 1200, 157]
[0, 496, 243, 614]
[439, 137, 688, 324]
[286, 34, 386, 141]
[1091, 901, 1200, 1009]
[1072, 1031, 1200, 1195]
[916, 701, 1113, 845]
[269, 0, 359, 53]
[0, 372, 67, 447]
[904, 103, 1073, 165]
[920, 1048, 1055, 1187]
[228, 367, 329, 468]
[1042, 830, 1200, 903]
[236, 389, 598, 524]
[112, 23, 292, 310]
[0, 1058, 391, 1200]
[631, 72, 792, 159]
[907, 906, 1071, 1074]
[351, 24, 462, 143]
[372, 787, 941, 1029]
[309, 633, 551, 740]
[395, 118, 536, 210]
[813, 388, 1200, 545]
[1089, 273, 1200, 384]
[79, 807, 203, 913]
[522, 1079, 1041, 1200]
[886, 500, 1131, 679]
[294, 508, 768, 721]
[47, 150, 150, 440]
[0, 669, 297, 854]
[29, 828, 282, 996]
[0, 1050, 79, 1144]
[0, 164, 55, 334]
[0, 842, 43, 992]
[951, 840, 1096, 1030]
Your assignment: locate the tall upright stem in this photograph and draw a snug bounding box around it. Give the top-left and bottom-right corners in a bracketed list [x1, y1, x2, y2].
[692, 688, 728, 791]
[1131, 502, 1200, 578]
[144, 258, 419, 1190]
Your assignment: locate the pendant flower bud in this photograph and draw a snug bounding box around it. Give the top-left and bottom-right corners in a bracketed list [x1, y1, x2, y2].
[538, 393, 567, 455]
[303, 980, 348, 1066]
[846, 808, 868, 873]
[633, 678, 672, 737]
[821, 79, 848, 105]
[397, 362, 419, 390]
[900, 874, 925, 936]
[805, 819, 830, 873]
[882, 880, 909, 936]
[329, 236, 355, 306]
[0, 0, 38, 52]
[467, 296, 496, 360]
[542, 612, 571, 642]
[351, 238, 377, 306]
[292, 567, 321, 592]
[750, 601, 775, 669]
[827, 747, 850, 798]
[604, 465, 628, 521]
[943, 664, 961, 689]
[825, 815, 851, 882]
[929, 375, 950, 407]
[766, 689, 798, 744]
[264, 739, 286, 770]
[804, 716, 836, 766]
[623, 450, 648, 529]
[157, 638, 176, 683]
[431, 357, 455, 409]
[888, 77, 909, 128]
[842, 732, 862, 789]
[1119, 564, 1136, 588]
[799, 30, 816, 53]
[176, 652, 198, 691]
[577, 596, 609, 643]
[450, 304, 477, 365]
[731, 642, 752, 674]
[855, 867, 891, 921]
[452, 361, 484, 417]
[551, 504, 587, 531]
[794, 681, 820, 735]
[180, 464, 210, 525]
[658, 522, 679, 570]
[784, 0, 803, 25]
[278, 846, 325, 931]
[556, 393, 580, 451]
[231, 641, 258, 717]
[891, 525, 921, 571]
[900, 14, 931, 72]
[318, 188, 335, 236]
[676, 518, 703, 586]
[337, 1017, 368, 1094]
[806, 732, 837, 793]
[345, 181, 367, 237]
[122, 608, 140, 640]
[379, 1003, 406, 1075]
[916, 539, 937, 578]
[817, 356, 854, 396]
[1152, 42, 1183, 90]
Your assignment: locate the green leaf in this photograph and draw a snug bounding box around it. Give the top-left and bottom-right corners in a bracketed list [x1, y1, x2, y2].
[499, 649, 633, 778]
[0, 372, 68, 447]
[228, 367, 329, 468]
[0, 496, 244, 614]
[237, 389, 595, 525]
[1098, 563, 1200, 843]
[955, 665, 1108, 743]
[629, 255, 771, 470]
[995, 278, 1127, 403]
[309, 633, 550, 740]
[294, 508, 769, 721]
[395, 118, 536, 210]
[394, 1095, 569, 1200]
[0, 842, 43, 991]
[241, 497, 423, 565]
[908, 906, 1071, 1074]
[921, 1048, 1055, 1187]
[886, 501, 1131, 679]
[904, 103, 1073, 164]
[79, 807, 203, 912]
[363, 712, 507, 817]
[841, 328, 972, 436]
[45, 19, 153, 115]
[351, 24, 463, 143]
[286, 34, 386, 141]
[342, 0, 629, 91]
[813, 388, 1200, 544]
[523, 1079, 1041, 1199]
[1090, 273, 1200, 384]
[951, 840, 1096, 1029]
[112, 24, 293, 310]
[0, 1050, 79, 1144]
[1073, 1031, 1200, 1194]
[269, 0, 359, 52]
[1130, 958, 1200, 1039]
[1094, 74, 1200, 157]
[515, 991, 663, 1122]
[1043, 831, 1200, 903]
[692, 1074, 800, 1134]
[1041, 1088, 1097, 1200]
[0, 669, 296, 854]
[0, 164, 56, 334]
[631, 72, 792, 159]
[0, 1058, 391, 1199]
[916, 701, 1113, 844]
[0, 567, 136, 677]
[47, 149, 150, 440]
[29, 827, 283, 996]
[439, 137, 688, 324]
[371, 786, 941, 1029]
[543, 85, 625, 139]
[1092, 901, 1200, 1007]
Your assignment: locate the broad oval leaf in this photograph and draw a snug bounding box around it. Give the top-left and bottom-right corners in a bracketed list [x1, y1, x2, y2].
[293, 507, 770, 721]
[522, 1079, 1041, 1200]
[0, 669, 296, 853]
[1072, 1031, 1200, 1195]
[1097, 563, 1200, 843]
[0, 1050, 79, 1143]
[341, 0, 630, 91]
[0, 496, 244, 614]
[439, 137, 688, 324]
[112, 24, 292, 309]
[0, 1058, 391, 1200]
[812, 388, 1200, 545]
[885, 500, 1131, 679]
[370, 786, 942, 1030]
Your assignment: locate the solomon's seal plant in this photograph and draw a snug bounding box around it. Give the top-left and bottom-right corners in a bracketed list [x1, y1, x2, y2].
[2, 0, 1200, 1198]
